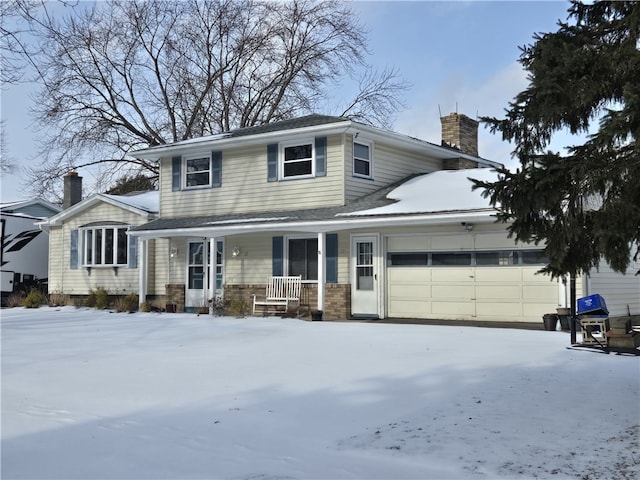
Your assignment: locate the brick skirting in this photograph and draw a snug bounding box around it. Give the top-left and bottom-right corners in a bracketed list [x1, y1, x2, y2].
[224, 283, 351, 320]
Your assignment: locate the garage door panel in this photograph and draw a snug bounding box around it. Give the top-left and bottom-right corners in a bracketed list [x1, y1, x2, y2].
[475, 284, 521, 300]
[389, 299, 431, 317]
[432, 285, 473, 299]
[431, 269, 473, 282]
[475, 267, 521, 282]
[523, 284, 558, 300]
[433, 301, 475, 315]
[476, 302, 523, 317]
[389, 283, 430, 299]
[388, 267, 430, 282]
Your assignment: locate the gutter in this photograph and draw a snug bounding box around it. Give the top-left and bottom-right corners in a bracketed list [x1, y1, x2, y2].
[129, 209, 497, 241]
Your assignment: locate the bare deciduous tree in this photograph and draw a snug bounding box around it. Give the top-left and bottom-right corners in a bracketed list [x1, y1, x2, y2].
[13, 0, 408, 196]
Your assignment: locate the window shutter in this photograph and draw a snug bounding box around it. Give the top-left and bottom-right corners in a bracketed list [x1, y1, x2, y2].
[325, 233, 338, 283]
[211, 151, 222, 187]
[272, 236, 284, 276]
[128, 235, 137, 268]
[172, 156, 182, 191]
[267, 144, 278, 182]
[315, 136, 327, 177]
[70, 229, 79, 270]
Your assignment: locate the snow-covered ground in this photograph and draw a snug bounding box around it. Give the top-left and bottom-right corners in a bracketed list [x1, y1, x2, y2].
[2, 306, 638, 479]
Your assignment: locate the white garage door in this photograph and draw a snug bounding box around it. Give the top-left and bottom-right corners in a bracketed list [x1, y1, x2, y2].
[386, 249, 559, 323]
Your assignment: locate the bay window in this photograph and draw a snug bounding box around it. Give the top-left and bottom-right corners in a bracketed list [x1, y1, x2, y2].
[81, 226, 129, 266]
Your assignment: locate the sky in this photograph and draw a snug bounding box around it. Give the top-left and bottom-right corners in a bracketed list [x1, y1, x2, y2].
[3, 306, 639, 478]
[0, 0, 574, 203]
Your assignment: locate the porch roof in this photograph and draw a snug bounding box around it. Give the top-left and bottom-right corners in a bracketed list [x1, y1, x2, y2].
[129, 169, 499, 239]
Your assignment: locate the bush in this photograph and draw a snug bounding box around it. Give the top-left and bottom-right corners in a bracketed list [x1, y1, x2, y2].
[23, 289, 47, 308]
[115, 294, 139, 312]
[6, 292, 25, 308]
[87, 287, 110, 309]
[95, 288, 110, 309]
[48, 293, 70, 307]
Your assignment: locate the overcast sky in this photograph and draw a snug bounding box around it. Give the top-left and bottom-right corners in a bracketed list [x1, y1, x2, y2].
[0, 0, 573, 202]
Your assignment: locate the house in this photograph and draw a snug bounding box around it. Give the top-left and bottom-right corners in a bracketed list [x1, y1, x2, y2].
[43, 113, 639, 321]
[1, 198, 62, 304]
[40, 173, 160, 300]
[124, 113, 574, 321]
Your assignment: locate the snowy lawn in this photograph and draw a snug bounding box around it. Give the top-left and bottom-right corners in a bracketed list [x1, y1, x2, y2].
[2, 307, 638, 479]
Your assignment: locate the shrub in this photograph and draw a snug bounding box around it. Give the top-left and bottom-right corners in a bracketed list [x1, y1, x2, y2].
[115, 294, 139, 313]
[7, 292, 25, 308]
[85, 290, 97, 307]
[140, 302, 152, 312]
[48, 293, 70, 307]
[86, 287, 110, 309]
[23, 289, 47, 308]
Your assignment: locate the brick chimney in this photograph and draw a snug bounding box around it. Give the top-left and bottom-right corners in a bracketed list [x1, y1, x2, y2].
[63, 171, 82, 208]
[440, 112, 479, 170]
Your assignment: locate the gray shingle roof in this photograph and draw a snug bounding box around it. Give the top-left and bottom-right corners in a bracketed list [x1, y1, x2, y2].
[129, 175, 416, 233]
[229, 114, 349, 138]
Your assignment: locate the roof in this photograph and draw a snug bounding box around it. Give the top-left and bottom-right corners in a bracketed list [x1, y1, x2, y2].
[0, 198, 62, 219]
[131, 114, 502, 169]
[42, 191, 159, 228]
[130, 169, 498, 239]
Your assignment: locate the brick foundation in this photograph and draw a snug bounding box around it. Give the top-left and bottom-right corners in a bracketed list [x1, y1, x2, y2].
[165, 284, 185, 312]
[224, 283, 351, 320]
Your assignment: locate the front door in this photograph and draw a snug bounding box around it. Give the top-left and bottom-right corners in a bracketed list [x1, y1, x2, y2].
[185, 239, 224, 310]
[351, 235, 379, 318]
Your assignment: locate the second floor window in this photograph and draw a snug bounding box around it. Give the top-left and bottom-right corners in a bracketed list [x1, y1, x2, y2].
[82, 226, 128, 266]
[282, 141, 313, 178]
[353, 140, 373, 178]
[185, 155, 211, 188]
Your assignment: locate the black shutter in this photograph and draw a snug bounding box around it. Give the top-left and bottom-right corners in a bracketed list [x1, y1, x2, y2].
[171, 156, 182, 191]
[272, 236, 284, 276]
[315, 136, 327, 176]
[211, 151, 222, 187]
[70, 229, 79, 269]
[325, 233, 338, 283]
[267, 144, 278, 182]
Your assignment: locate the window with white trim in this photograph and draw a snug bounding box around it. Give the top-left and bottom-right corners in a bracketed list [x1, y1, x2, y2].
[353, 140, 373, 178]
[81, 226, 128, 266]
[281, 140, 314, 178]
[288, 237, 318, 280]
[184, 154, 211, 188]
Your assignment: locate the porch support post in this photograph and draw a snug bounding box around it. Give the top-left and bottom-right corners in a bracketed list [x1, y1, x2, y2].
[208, 237, 216, 311]
[317, 232, 326, 313]
[138, 238, 148, 307]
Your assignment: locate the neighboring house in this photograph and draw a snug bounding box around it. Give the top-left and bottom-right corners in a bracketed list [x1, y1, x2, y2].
[41, 179, 161, 300]
[1, 198, 62, 304]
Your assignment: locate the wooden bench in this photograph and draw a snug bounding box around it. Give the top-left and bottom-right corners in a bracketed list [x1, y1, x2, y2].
[252, 276, 302, 316]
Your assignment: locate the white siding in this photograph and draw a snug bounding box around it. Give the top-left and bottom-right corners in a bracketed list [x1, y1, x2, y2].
[48, 202, 155, 296]
[345, 136, 441, 201]
[587, 257, 640, 316]
[161, 135, 346, 218]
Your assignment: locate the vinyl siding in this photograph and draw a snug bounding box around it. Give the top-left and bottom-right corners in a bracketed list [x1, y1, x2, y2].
[160, 134, 346, 218]
[47, 202, 155, 296]
[222, 232, 351, 285]
[345, 136, 442, 201]
[587, 257, 640, 316]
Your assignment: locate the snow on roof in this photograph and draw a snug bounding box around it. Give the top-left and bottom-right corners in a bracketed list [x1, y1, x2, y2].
[345, 168, 499, 216]
[101, 191, 159, 213]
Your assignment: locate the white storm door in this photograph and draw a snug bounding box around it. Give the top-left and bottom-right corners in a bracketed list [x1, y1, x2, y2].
[185, 240, 207, 309]
[351, 235, 379, 318]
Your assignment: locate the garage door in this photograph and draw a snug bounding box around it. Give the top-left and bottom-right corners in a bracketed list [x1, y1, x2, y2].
[387, 250, 559, 322]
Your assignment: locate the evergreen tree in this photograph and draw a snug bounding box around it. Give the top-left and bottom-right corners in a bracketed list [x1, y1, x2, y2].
[473, 0, 640, 279]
